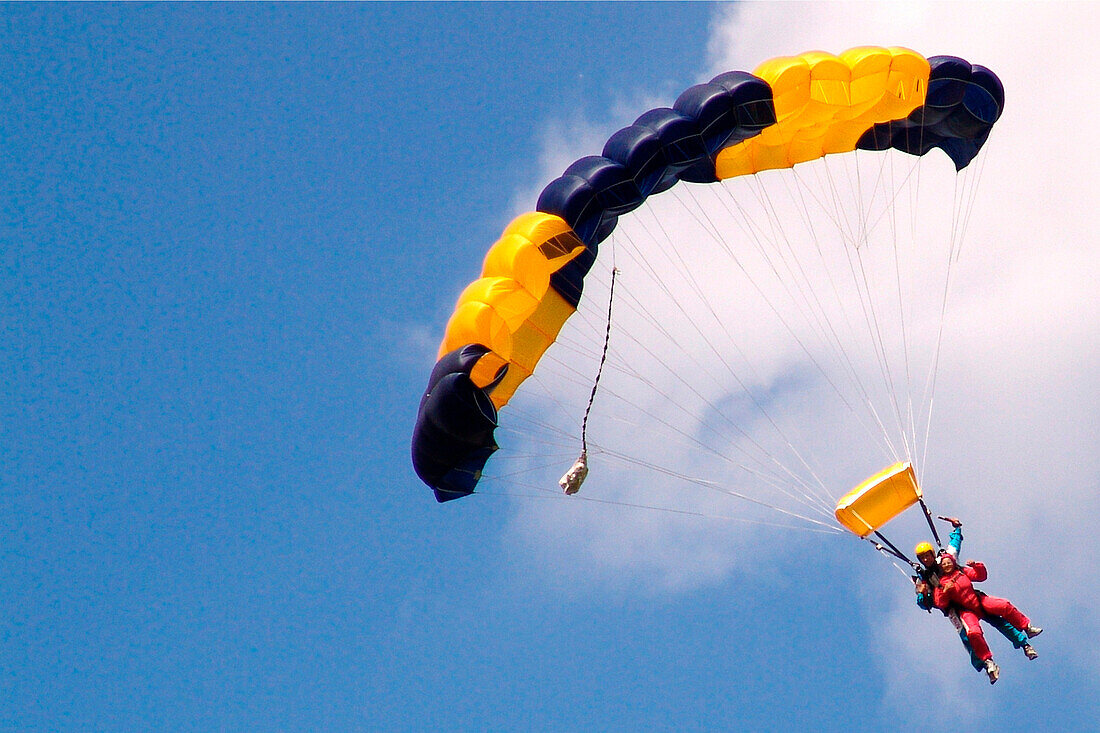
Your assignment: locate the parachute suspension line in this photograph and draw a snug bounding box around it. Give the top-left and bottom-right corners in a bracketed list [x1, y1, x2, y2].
[749, 170, 877, 412]
[675, 180, 862, 499]
[474, 477, 842, 534]
[858, 154, 919, 462]
[494, 408, 586, 455]
[873, 152, 913, 463]
[890, 151, 951, 468]
[506, 256, 654, 468]
[595, 214, 839, 520]
[494, 261, 622, 492]
[790, 152, 927, 256]
[553, 327, 838, 522]
[479, 335, 844, 530]
[849, 149, 951, 471]
[823, 149, 961, 471]
[890, 151, 921, 477]
[505, 341, 611, 446]
[828, 154, 912, 463]
[558, 262, 618, 495]
[488, 374, 606, 482]
[961, 148, 990, 252]
[671, 183, 845, 510]
[491, 452, 589, 481]
[616, 199, 840, 513]
[561, 252, 795, 491]
[892, 153, 924, 466]
[912, 107, 937, 478]
[682, 169, 932, 519]
[726, 171, 905, 487]
[779, 167, 902, 462]
[854, 145, 869, 249]
[854, 226, 910, 462]
[776, 161, 906, 462]
[543, 148, 989, 514]
[917, 154, 987, 475]
[596, 444, 842, 530]
[790, 159, 907, 461]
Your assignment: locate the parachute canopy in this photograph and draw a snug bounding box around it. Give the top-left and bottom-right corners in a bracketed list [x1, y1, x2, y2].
[834, 462, 922, 538]
[412, 47, 1004, 503]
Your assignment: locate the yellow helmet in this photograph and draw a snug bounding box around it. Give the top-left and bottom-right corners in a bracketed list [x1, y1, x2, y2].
[914, 541, 935, 556]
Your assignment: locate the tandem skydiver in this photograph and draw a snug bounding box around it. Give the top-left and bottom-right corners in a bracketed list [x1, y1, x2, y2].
[911, 516, 1039, 684]
[933, 552, 1043, 684]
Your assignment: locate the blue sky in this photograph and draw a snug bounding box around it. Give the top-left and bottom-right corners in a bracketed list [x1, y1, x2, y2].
[4, 3, 1099, 731]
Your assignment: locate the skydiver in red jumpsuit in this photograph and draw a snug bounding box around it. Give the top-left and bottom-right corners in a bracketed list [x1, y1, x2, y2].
[932, 553, 1043, 684]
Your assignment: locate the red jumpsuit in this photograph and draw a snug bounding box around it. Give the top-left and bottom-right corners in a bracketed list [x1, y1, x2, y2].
[933, 562, 1030, 661]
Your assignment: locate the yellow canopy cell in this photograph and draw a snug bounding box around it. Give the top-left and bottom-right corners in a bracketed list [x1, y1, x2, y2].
[715, 47, 929, 179]
[437, 212, 585, 406]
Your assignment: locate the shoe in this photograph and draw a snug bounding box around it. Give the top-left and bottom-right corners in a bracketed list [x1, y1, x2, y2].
[985, 659, 1000, 685]
[1023, 644, 1038, 660]
[1025, 624, 1043, 638]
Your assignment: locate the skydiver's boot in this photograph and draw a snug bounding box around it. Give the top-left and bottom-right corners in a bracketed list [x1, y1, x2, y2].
[1025, 624, 1043, 638]
[1023, 644, 1039, 660]
[984, 659, 1000, 685]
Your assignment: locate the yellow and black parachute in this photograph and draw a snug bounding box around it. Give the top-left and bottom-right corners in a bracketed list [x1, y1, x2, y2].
[412, 47, 1003, 503]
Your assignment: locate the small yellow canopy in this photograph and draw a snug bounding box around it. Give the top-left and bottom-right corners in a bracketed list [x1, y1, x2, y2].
[834, 462, 921, 537]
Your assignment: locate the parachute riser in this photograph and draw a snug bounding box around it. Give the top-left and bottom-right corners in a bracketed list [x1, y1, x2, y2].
[868, 530, 922, 574]
[917, 497, 943, 549]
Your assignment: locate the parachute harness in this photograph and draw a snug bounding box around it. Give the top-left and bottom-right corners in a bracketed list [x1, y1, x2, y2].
[559, 265, 619, 495]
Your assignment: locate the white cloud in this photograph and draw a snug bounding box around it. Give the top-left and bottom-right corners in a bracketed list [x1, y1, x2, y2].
[490, 0, 1099, 705]
[700, 0, 1100, 700]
